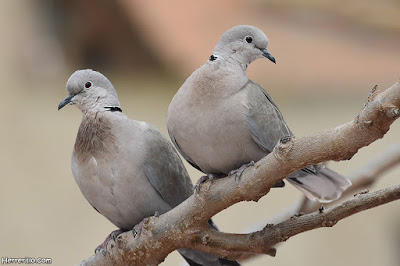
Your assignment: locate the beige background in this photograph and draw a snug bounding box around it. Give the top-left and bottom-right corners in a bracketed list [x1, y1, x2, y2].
[1, 1, 399, 265]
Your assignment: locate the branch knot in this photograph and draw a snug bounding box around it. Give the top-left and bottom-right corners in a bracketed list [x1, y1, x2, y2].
[382, 104, 399, 118]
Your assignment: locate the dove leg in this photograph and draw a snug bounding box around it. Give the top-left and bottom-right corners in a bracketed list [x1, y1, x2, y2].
[95, 228, 127, 255]
[194, 173, 227, 191]
[229, 161, 255, 179]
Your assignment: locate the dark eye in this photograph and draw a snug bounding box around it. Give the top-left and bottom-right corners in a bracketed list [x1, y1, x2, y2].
[85, 81, 92, 89]
[245, 36, 253, 43]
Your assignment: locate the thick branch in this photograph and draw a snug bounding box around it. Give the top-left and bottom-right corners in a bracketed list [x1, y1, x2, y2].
[81, 81, 400, 266]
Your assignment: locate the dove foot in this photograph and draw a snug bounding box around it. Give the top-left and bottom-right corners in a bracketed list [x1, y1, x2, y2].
[133, 219, 147, 238]
[95, 228, 126, 255]
[229, 161, 255, 180]
[194, 173, 226, 191]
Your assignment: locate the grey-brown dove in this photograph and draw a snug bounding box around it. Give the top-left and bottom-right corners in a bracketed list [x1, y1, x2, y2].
[167, 25, 351, 202]
[58, 69, 239, 266]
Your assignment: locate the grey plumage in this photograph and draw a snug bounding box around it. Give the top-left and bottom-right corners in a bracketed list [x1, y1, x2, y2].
[59, 69, 239, 266]
[167, 25, 351, 202]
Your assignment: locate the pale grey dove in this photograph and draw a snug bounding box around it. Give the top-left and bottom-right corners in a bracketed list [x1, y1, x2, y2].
[58, 69, 239, 266]
[167, 25, 351, 202]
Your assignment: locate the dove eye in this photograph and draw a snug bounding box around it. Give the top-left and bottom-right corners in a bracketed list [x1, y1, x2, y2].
[245, 36, 253, 43]
[85, 81, 92, 89]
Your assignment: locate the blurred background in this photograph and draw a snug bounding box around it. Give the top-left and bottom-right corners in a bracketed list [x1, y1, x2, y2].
[1, 0, 399, 265]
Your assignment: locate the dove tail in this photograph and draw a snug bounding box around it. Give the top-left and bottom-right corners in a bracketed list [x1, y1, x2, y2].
[287, 165, 352, 203]
[179, 249, 240, 266]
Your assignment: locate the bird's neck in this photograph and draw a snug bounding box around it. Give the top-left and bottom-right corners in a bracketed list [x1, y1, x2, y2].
[208, 54, 248, 75]
[194, 57, 249, 99]
[74, 111, 117, 161]
[210, 49, 251, 71]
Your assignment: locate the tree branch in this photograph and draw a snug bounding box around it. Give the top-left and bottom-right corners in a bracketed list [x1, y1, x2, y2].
[286, 143, 400, 217]
[348, 144, 400, 192]
[197, 184, 400, 258]
[80, 80, 400, 266]
[239, 144, 400, 262]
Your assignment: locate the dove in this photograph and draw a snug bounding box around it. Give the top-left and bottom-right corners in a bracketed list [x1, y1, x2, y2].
[58, 69, 239, 265]
[167, 25, 351, 202]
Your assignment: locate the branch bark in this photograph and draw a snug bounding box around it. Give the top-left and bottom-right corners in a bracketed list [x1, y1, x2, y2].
[80, 81, 400, 266]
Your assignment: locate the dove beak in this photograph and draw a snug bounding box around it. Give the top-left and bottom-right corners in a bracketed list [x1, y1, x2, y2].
[261, 49, 276, 64]
[58, 94, 75, 110]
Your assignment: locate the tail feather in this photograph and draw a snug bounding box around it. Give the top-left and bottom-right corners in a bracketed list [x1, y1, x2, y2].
[287, 164, 351, 203]
[178, 249, 240, 266]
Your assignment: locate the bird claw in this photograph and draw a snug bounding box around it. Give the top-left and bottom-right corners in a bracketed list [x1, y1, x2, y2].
[111, 229, 124, 241]
[132, 220, 145, 238]
[132, 228, 139, 238]
[94, 228, 125, 255]
[280, 136, 292, 144]
[94, 246, 105, 255]
[194, 175, 210, 192]
[229, 161, 255, 180]
[194, 174, 226, 192]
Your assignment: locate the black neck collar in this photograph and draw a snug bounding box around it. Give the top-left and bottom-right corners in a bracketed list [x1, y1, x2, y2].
[104, 106, 122, 112]
[209, 54, 218, 61]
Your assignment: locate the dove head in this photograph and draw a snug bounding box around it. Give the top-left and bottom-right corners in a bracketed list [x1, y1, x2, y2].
[58, 69, 121, 112]
[212, 25, 275, 65]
